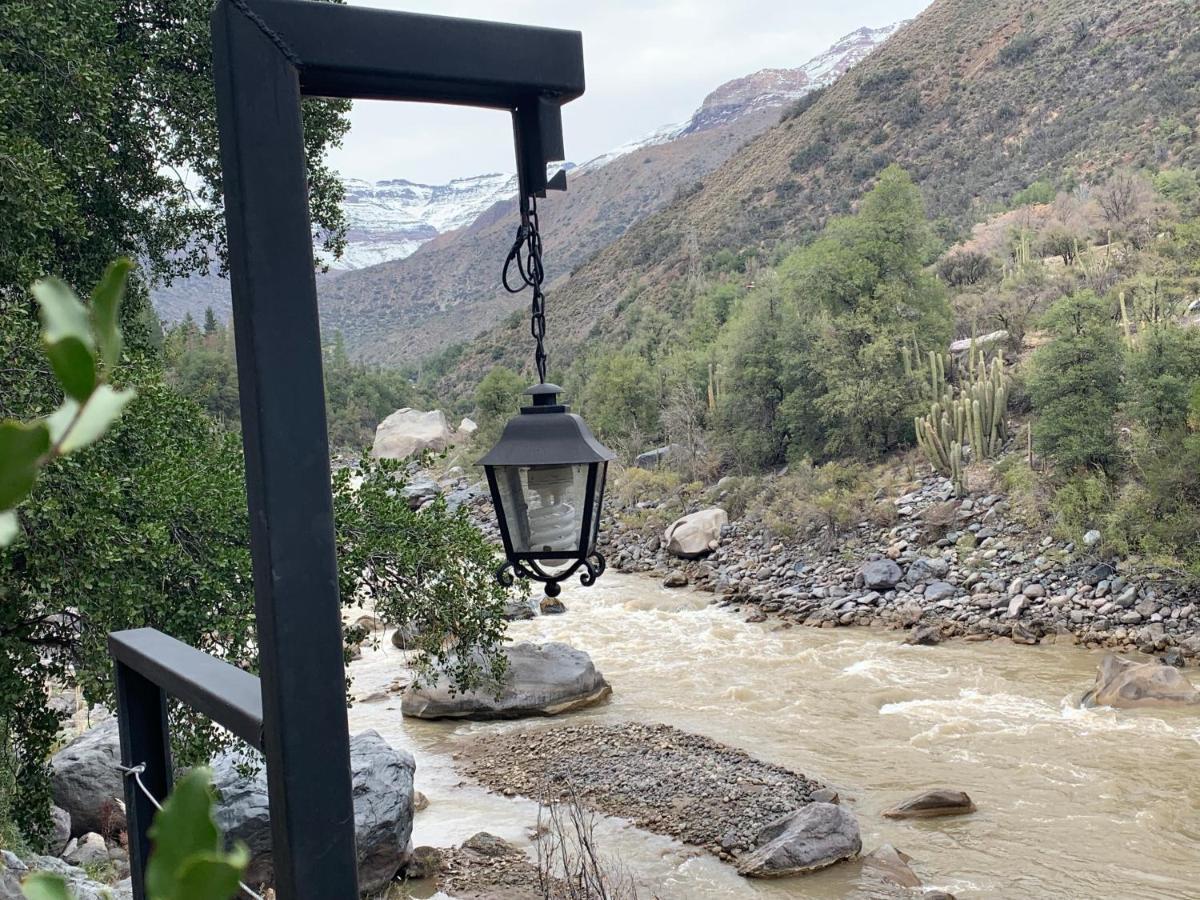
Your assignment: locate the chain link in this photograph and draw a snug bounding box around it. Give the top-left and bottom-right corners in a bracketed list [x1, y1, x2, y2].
[502, 195, 549, 383]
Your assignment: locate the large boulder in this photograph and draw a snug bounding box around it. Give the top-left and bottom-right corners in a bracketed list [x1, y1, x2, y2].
[907, 556, 950, 583]
[212, 730, 414, 892]
[663, 509, 728, 559]
[50, 719, 125, 838]
[1, 851, 130, 900]
[372, 408, 453, 461]
[736, 802, 861, 878]
[949, 330, 1008, 354]
[401, 642, 611, 720]
[882, 789, 976, 819]
[1081, 653, 1200, 709]
[860, 559, 903, 591]
[635, 443, 684, 470]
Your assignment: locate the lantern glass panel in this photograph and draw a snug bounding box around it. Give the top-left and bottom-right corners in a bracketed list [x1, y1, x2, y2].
[587, 461, 607, 554]
[494, 463, 590, 554]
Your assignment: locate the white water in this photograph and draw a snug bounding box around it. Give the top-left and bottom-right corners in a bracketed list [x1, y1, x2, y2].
[348, 573, 1200, 899]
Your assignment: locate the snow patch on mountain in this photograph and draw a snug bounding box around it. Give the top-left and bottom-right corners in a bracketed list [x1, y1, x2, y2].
[332, 22, 904, 270]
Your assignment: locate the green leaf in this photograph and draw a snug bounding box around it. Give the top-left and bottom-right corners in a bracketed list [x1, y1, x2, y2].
[45, 386, 135, 454]
[34, 277, 99, 401]
[0, 420, 51, 509]
[0, 511, 18, 547]
[33, 277, 94, 349]
[44, 335, 97, 401]
[91, 258, 134, 368]
[146, 768, 221, 898]
[173, 847, 249, 900]
[20, 872, 72, 900]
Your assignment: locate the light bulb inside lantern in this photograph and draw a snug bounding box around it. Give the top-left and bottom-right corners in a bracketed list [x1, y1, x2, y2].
[525, 465, 578, 551]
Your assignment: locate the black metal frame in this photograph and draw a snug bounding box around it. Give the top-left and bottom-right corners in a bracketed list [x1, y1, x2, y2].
[109, 3, 585, 898]
[485, 460, 609, 596]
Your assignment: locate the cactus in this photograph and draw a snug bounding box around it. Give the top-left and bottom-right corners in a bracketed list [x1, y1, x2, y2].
[914, 341, 1008, 488]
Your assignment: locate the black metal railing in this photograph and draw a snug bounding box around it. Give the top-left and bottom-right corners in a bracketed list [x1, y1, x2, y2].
[109, 628, 265, 900]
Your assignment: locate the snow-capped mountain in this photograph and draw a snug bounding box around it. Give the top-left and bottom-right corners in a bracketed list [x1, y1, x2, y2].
[331, 23, 904, 272]
[578, 23, 905, 170]
[334, 173, 518, 270]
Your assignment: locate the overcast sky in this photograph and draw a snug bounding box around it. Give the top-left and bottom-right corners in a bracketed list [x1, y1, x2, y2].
[328, 0, 931, 184]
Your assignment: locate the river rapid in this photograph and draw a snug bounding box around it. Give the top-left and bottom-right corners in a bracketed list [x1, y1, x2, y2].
[348, 572, 1200, 899]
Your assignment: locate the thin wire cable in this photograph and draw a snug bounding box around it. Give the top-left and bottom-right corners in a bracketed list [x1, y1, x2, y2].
[117, 762, 264, 900]
[502, 195, 549, 383]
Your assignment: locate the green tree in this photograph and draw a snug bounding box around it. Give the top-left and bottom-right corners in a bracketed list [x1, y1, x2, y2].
[715, 280, 790, 471]
[202, 307, 219, 336]
[1029, 291, 1124, 471]
[778, 165, 951, 457]
[1, 0, 350, 414]
[473, 366, 527, 449]
[578, 351, 660, 458]
[1124, 323, 1200, 435]
[333, 456, 513, 691]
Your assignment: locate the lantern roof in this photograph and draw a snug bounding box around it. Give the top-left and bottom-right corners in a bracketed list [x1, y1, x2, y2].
[477, 384, 615, 467]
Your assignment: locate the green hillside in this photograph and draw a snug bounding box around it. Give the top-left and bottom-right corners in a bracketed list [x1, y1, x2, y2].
[446, 0, 1200, 387]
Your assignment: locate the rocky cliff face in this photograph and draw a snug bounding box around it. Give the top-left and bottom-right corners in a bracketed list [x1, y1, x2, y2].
[683, 24, 904, 134]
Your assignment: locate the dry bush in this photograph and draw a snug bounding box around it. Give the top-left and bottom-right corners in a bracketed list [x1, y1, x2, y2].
[536, 784, 642, 900]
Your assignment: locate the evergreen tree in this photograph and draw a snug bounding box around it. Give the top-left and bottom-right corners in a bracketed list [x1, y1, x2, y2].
[778, 165, 951, 457]
[1029, 291, 1124, 472]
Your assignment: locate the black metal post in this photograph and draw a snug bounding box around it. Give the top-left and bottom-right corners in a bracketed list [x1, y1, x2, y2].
[211, 6, 358, 898]
[201, 2, 584, 897]
[114, 660, 172, 900]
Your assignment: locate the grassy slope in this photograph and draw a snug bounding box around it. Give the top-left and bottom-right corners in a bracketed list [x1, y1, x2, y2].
[446, 0, 1200, 392]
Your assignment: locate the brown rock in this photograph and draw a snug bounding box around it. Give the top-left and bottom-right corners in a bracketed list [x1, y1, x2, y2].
[1081, 653, 1200, 709]
[882, 789, 976, 819]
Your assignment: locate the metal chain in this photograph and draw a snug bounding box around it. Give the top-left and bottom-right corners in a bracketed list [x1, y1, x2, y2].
[116, 762, 264, 900]
[502, 195, 548, 383]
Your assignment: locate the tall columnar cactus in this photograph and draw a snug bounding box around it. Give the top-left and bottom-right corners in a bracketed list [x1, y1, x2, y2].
[914, 343, 1009, 493]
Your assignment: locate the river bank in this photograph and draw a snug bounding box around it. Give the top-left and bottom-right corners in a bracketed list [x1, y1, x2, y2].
[597, 471, 1200, 663]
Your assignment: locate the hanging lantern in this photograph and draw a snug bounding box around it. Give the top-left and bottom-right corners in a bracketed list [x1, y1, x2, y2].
[479, 196, 615, 596]
[480, 383, 614, 596]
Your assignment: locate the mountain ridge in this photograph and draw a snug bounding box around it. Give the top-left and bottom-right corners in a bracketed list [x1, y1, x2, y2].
[149, 23, 902, 336]
[444, 0, 1200, 392]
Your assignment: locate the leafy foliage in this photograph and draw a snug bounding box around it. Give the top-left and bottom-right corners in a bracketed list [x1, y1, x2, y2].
[0, 263, 136, 544]
[333, 455, 514, 691]
[0, 0, 348, 332]
[1029, 291, 1124, 472]
[163, 318, 415, 449]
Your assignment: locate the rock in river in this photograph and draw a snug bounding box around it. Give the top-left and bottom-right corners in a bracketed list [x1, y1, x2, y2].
[860, 843, 923, 889]
[1081, 653, 1200, 709]
[664, 508, 727, 559]
[50, 718, 125, 837]
[736, 802, 861, 878]
[882, 789, 976, 819]
[401, 642, 611, 719]
[212, 730, 414, 892]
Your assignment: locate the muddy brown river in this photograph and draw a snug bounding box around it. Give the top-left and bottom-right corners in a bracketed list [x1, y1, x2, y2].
[348, 572, 1200, 899]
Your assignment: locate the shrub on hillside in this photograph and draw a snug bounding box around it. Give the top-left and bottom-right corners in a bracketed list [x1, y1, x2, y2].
[937, 249, 995, 286]
[1029, 291, 1123, 472]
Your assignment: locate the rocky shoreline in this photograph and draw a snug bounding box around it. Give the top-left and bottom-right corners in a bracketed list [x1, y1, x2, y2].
[601, 474, 1200, 664]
